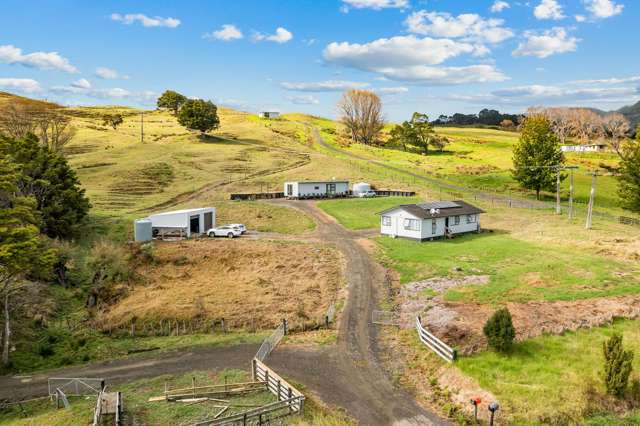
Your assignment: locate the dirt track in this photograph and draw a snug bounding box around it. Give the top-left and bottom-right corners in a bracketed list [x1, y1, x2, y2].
[0, 344, 258, 402]
[269, 200, 447, 425]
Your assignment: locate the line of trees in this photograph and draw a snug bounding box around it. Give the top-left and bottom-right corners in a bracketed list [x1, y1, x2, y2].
[389, 112, 449, 154]
[157, 90, 220, 137]
[432, 109, 522, 127]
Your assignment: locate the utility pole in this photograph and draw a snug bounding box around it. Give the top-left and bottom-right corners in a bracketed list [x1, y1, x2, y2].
[140, 111, 144, 143]
[568, 168, 574, 220]
[585, 171, 598, 230]
[555, 168, 561, 215]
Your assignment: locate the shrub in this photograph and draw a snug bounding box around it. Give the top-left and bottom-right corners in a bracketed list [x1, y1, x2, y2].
[36, 343, 55, 358]
[483, 307, 516, 352]
[603, 333, 634, 398]
[88, 240, 135, 286]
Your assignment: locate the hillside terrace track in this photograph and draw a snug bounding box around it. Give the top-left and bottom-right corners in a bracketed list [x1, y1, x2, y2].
[267, 200, 448, 426]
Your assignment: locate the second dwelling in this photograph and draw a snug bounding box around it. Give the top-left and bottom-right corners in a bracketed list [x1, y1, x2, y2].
[379, 201, 484, 241]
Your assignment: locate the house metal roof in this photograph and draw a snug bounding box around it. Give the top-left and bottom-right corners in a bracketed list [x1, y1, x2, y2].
[379, 200, 485, 219]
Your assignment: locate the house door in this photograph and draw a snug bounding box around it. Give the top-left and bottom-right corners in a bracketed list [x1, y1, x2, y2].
[327, 183, 336, 195]
[286, 184, 293, 196]
[190, 215, 200, 234]
[204, 212, 213, 231]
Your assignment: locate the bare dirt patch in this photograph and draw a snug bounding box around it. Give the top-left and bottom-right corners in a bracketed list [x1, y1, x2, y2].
[102, 239, 343, 330]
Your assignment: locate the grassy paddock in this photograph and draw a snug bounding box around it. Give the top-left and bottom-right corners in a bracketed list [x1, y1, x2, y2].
[317, 196, 422, 230]
[375, 233, 640, 304]
[456, 319, 640, 424]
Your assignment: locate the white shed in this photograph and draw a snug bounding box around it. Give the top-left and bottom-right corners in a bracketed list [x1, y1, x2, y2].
[147, 207, 215, 238]
[284, 180, 349, 199]
[379, 201, 484, 241]
[258, 111, 280, 119]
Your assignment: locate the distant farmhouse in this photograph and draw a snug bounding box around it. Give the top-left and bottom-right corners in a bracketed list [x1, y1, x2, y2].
[258, 111, 280, 119]
[561, 144, 607, 153]
[379, 201, 484, 241]
[284, 180, 349, 199]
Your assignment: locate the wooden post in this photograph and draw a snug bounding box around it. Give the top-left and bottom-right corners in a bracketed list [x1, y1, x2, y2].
[325, 315, 329, 329]
[251, 358, 257, 381]
[277, 379, 281, 401]
[192, 376, 196, 398]
[282, 319, 288, 335]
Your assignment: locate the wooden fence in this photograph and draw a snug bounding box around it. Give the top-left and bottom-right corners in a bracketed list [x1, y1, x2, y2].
[415, 316, 457, 363]
[191, 396, 305, 426]
[373, 190, 416, 197]
[230, 192, 285, 201]
[252, 358, 305, 412]
[229, 189, 415, 201]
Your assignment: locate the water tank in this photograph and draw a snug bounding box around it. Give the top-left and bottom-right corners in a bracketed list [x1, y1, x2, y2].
[134, 219, 153, 242]
[353, 182, 371, 195]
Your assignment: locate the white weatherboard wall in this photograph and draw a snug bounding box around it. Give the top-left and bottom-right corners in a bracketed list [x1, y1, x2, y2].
[381, 208, 426, 240]
[284, 181, 349, 198]
[421, 217, 446, 239]
[447, 214, 480, 234]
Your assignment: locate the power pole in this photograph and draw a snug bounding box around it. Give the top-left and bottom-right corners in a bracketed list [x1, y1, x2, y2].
[140, 111, 144, 143]
[555, 168, 561, 215]
[568, 168, 574, 220]
[585, 171, 598, 230]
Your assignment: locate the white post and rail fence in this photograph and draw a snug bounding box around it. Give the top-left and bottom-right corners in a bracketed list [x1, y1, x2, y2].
[415, 316, 457, 363]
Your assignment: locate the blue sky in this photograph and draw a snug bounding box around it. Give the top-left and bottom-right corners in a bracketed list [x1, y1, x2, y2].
[0, 0, 637, 121]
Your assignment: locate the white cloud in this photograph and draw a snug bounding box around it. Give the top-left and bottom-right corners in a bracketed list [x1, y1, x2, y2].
[0, 45, 77, 73]
[0, 78, 42, 93]
[204, 24, 243, 41]
[340, 0, 408, 11]
[583, 0, 624, 19]
[569, 75, 640, 85]
[324, 36, 479, 69]
[71, 78, 91, 89]
[405, 11, 514, 44]
[281, 80, 370, 92]
[286, 95, 320, 105]
[110, 13, 180, 28]
[534, 0, 566, 20]
[94, 67, 129, 80]
[373, 65, 508, 85]
[490, 1, 510, 13]
[512, 27, 579, 58]
[253, 27, 293, 44]
[375, 87, 409, 95]
[575, 14, 587, 22]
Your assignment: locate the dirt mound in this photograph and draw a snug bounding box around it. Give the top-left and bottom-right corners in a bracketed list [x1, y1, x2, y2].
[101, 239, 343, 330]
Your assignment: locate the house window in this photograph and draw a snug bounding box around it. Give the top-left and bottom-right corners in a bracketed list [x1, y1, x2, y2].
[453, 215, 460, 225]
[467, 214, 476, 223]
[314, 186, 320, 190]
[431, 220, 437, 234]
[404, 218, 420, 231]
[382, 216, 391, 226]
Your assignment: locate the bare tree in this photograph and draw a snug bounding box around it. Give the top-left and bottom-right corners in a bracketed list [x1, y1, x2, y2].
[0, 103, 38, 139]
[35, 109, 76, 153]
[337, 89, 384, 145]
[602, 113, 631, 156]
[571, 109, 604, 144]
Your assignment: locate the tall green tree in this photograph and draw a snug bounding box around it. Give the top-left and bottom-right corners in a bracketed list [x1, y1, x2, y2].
[389, 113, 443, 154]
[512, 116, 565, 199]
[177, 99, 220, 137]
[1, 135, 91, 239]
[617, 129, 640, 212]
[603, 333, 634, 397]
[0, 154, 54, 365]
[157, 90, 187, 115]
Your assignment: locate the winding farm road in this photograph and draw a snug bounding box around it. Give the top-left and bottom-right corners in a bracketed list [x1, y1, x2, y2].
[267, 200, 447, 426]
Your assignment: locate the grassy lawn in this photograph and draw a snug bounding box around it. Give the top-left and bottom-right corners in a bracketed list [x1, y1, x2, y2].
[0, 369, 353, 425]
[375, 233, 640, 304]
[456, 319, 640, 424]
[317, 196, 421, 230]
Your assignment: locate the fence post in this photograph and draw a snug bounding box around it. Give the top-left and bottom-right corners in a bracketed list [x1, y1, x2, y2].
[282, 319, 288, 335]
[325, 315, 329, 329]
[252, 358, 257, 381]
[277, 379, 281, 401]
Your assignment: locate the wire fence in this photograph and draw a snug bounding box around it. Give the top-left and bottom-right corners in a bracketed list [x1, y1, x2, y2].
[255, 322, 286, 362]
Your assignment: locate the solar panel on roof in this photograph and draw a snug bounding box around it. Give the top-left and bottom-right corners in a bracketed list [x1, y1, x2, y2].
[418, 201, 460, 210]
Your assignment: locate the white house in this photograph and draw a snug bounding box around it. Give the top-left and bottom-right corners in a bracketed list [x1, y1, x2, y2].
[258, 111, 280, 119]
[147, 207, 215, 238]
[561, 144, 607, 153]
[379, 201, 484, 241]
[284, 180, 349, 199]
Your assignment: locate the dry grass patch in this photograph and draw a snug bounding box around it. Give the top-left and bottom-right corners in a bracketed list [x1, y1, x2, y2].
[102, 239, 343, 330]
